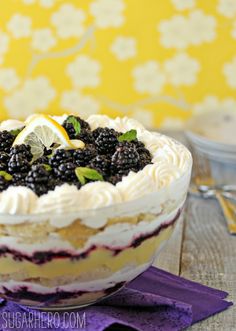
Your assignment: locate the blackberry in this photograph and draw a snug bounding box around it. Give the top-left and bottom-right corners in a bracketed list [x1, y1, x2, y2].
[47, 177, 63, 192]
[95, 128, 119, 154]
[0, 152, 9, 171]
[49, 149, 73, 167]
[8, 154, 30, 174]
[0, 152, 9, 163]
[0, 176, 9, 192]
[73, 145, 97, 166]
[9, 144, 33, 162]
[77, 129, 94, 144]
[33, 155, 50, 166]
[138, 149, 152, 169]
[54, 162, 77, 182]
[0, 131, 14, 153]
[12, 172, 27, 186]
[107, 174, 123, 185]
[117, 140, 152, 170]
[89, 155, 110, 176]
[133, 140, 152, 169]
[92, 127, 104, 140]
[62, 116, 90, 139]
[26, 165, 51, 196]
[111, 145, 140, 175]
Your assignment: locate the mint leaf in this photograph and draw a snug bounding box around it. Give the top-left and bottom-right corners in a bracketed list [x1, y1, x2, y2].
[0, 171, 13, 181]
[75, 169, 86, 185]
[67, 116, 81, 135]
[75, 167, 104, 185]
[10, 128, 24, 137]
[43, 164, 52, 171]
[118, 129, 137, 142]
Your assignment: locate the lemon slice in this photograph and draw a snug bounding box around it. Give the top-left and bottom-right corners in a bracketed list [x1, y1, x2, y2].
[14, 114, 73, 160]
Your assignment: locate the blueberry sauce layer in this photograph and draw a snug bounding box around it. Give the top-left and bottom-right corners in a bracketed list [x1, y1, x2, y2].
[0, 210, 180, 265]
[1, 282, 125, 305]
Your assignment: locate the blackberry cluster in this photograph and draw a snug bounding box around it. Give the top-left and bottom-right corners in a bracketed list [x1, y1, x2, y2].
[49, 149, 73, 167]
[0, 131, 15, 153]
[89, 155, 110, 176]
[0, 115, 153, 196]
[0, 152, 9, 171]
[8, 155, 30, 174]
[95, 128, 119, 154]
[62, 116, 93, 144]
[111, 144, 140, 175]
[73, 145, 97, 166]
[133, 140, 152, 169]
[26, 165, 51, 196]
[54, 162, 77, 182]
[9, 144, 33, 162]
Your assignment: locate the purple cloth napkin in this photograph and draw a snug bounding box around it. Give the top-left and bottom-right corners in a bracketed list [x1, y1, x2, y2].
[0, 267, 232, 331]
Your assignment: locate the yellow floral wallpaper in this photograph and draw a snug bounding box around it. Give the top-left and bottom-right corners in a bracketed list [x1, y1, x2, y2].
[0, 0, 236, 128]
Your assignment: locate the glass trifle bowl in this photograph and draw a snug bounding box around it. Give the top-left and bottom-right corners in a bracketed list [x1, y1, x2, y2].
[0, 115, 192, 310]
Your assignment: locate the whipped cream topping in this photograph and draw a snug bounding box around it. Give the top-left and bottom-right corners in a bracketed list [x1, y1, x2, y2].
[0, 115, 192, 220]
[0, 119, 24, 132]
[35, 184, 87, 214]
[80, 182, 123, 209]
[108, 116, 145, 133]
[86, 114, 111, 130]
[0, 187, 37, 215]
[143, 163, 183, 189]
[117, 171, 156, 201]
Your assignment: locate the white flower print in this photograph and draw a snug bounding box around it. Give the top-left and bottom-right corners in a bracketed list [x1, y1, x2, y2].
[90, 0, 125, 29]
[0, 30, 9, 55]
[4, 91, 35, 119]
[4, 77, 56, 118]
[158, 10, 216, 49]
[22, 0, 55, 6]
[161, 117, 185, 130]
[61, 90, 100, 117]
[40, 0, 55, 8]
[164, 53, 200, 86]
[217, 0, 236, 18]
[132, 61, 166, 95]
[110, 36, 136, 61]
[159, 15, 189, 49]
[188, 10, 216, 45]
[51, 4, 86, 39]
[171, 0, 195, 10]
[232, 20, 236, 39]
[66, 55, 101, 89]
[31, 29, 56, 52]
[0, 68, 19, 92]
[7, 14, 32, 39]
[223, 57, 236, 88]
[193, 96, 236, 115]
[23, 77, 56, 109]
[23, 0, 35, 4]
[132, 109, 153, 128]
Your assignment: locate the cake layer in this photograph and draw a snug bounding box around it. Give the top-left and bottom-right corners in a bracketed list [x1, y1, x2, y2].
[0, 215, 176, 281]
[0, 203, 182, 258]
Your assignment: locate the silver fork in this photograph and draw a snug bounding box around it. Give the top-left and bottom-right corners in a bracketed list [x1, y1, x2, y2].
[191, 149, 236, 234]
